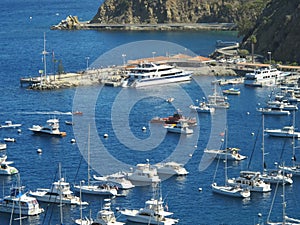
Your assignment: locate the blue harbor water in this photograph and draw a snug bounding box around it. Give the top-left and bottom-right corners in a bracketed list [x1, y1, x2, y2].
[1, 0, 300, 224]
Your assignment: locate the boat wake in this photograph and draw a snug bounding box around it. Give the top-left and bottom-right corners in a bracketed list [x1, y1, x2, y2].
[17, 111, 73, 115]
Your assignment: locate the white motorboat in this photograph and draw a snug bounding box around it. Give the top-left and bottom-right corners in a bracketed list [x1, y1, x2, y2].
[127, 160, 161, 185]
[204, 147, 247, 161]
[123, 62, 192, 87]
[244, 66, 290, 87]
[121, 184, 178, 225]
[222, 87, 240, 95]
[154, 161, 189, 176]
[267, 100, 298, 111]
[29, 177, 88, 205]
[265, 126, 300, 138]
[0, 160, 19, 175]
[29, 118, 67, 137]
[4, 138, 16, 142]
[92, 198, 124, 225]
[0, 143, 7, 150]
[164, 121, 193, 134]
[189, 102, 215, 113]
[0, 186, 44, 216]
[93, 172, 135, 190]
[257, 107, 290, 115]
[0, 121, 22, 128]
[211, 183, 250, 198]
[227, 171, 272, 193]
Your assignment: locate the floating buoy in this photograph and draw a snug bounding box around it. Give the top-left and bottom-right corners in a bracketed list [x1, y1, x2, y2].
[247, 112, 250, 115]
[257, 213, 262, 217]
[198, 188, 202, 191]
[37, 149, 42, 154]
[17, 129, 22, 133]
[194, 145, 197, 148]
[189, 154, 193, 157]
[251, 132, 255, 136]
[104, 133, 108, 138]
[29, 16, 32, 20]
[71, 138, 76, 143]
[142, 126, 147, 131]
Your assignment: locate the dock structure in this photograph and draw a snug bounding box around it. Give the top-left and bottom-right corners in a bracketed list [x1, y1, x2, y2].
[50, 16, 237, 31]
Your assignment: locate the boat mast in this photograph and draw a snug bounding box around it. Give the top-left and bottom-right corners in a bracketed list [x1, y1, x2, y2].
[58, 163, 63, 225]
[282, 164, 287, 225]
[262, 114, 266, 172]
[88, 125, 90, 186]
[42, 32, 48, 82]
[224, 127, 228, 184]
[292, 111, 296, 167]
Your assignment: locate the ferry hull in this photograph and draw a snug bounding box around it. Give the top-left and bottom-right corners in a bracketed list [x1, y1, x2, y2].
[132, 74, 192, 88]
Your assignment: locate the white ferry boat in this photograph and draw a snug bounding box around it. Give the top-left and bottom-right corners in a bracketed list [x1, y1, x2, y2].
[244, 66, 290, 87]
[123, 62, 192, 87]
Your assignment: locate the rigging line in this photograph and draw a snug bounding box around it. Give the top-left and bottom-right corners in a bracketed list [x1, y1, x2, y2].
[279, 138, 288, 162]
[73, 154, 84, 184]
[267, 178, 280, 223]
[42, 165, 60, 225]
[247, 115, 262, 169]
[212, 153, 221, 183]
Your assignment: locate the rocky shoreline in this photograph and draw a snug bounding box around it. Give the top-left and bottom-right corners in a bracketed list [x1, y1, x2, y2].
[51, 16, 237, 31]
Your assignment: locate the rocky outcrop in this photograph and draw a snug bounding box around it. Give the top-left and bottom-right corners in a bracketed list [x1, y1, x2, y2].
[242, 0, 300, 64]
[90, 0, 261, 25]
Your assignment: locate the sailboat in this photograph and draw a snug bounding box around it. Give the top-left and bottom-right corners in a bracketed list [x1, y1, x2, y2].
[73, 126, 118, 196]
[279, 111, 300, 175]
[74, 180, 93, 225]
[211, 128, 251, 198]
[266, 164, 300, 225]
[258, 114, 293, 185]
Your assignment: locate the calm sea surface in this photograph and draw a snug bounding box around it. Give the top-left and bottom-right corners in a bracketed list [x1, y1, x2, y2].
[0, 0, 300, 224]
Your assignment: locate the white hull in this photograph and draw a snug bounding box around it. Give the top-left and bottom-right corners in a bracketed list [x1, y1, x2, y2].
[0, 205, 43, 216]
[265, 130, 300, 138]
[29, 191, 87, 205]
[74, 185, 117, 196]
[211, 183, 250, 198]
[279, 165, 300, 176]
[122, 210, 178, 225]
[93, 174, 135, 189]
[0, 143, 7, 150]
[132, 74, 191, 88]
[204, 149, 247, 161]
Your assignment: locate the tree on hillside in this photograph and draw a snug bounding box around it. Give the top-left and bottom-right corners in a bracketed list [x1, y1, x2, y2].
[250, 35, 257, 63]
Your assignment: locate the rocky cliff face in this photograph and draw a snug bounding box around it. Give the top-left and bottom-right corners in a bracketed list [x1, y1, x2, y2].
[90, 0, 256, 24]
[242, 0, 300, 64]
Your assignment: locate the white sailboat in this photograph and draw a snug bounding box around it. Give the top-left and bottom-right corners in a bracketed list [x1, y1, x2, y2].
[259, 114, 293, 185]
[279, 111, 300, 175]
[267, 165, 300, 225]
[74, 126, 118, 196]
[211, 128, 251, 198]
